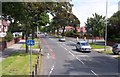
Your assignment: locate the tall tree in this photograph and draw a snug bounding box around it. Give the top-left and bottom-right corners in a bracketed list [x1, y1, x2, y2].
[2, 2, 73, 52]
[68, 13, 80, 33]
[86, 13, 106, 42]
[108, 11, 120, 40]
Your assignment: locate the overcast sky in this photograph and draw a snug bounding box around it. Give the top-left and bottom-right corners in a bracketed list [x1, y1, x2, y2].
[72, 0, 120, 27]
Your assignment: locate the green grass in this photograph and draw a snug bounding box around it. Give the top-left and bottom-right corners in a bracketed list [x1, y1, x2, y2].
[102, 50, 113, 54]
[90, 43, 105, 49]
[118, 55, 120, 59]
[21, 38, 40, 49]
[0, 52, 38, 75]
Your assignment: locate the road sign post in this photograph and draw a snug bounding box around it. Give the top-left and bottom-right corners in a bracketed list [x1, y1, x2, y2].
[26, 40, 35, 75]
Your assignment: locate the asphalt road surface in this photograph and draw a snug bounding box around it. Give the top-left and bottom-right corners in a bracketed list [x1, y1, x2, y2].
[39, 34, 119, 77]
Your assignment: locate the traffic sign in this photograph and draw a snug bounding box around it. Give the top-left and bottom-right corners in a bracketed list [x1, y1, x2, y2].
[26, 40, 35, 46]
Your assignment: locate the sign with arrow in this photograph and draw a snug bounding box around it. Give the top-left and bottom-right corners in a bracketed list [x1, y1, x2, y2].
[26, 40, 35, 46]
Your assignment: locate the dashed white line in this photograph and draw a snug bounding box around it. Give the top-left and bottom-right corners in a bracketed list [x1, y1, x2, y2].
[48, 62, 56, 77]
[91, 70, 98, 77]
[69, 41, 76, 44]
[68, 50, 75, 57]
[47, 53, 50, 59]
[50, 49, 53, 52]
[60, 44, 84, 65]
[75, 57, 85, 64]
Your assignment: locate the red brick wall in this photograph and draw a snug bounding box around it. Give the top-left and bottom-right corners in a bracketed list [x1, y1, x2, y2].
[0, 37, 21, 51]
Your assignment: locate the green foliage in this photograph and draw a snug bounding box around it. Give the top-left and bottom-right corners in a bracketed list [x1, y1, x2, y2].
[86, 13, 105, 37]
[65, 31, 81, 37]
[90, 43, 105, 49]
[108, 11, 120, 41]
[5, 32, 14, 42]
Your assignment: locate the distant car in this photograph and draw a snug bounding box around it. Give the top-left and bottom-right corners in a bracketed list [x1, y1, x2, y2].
[112, 43, 120, 55]
[76, 41, 91, 52]
[44, 32, 47, 36]
[59, 37, 66, 42]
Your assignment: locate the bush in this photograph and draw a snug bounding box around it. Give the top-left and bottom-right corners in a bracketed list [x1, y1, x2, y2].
[65, 30, 74, 37]
[5, 32, 14, 42]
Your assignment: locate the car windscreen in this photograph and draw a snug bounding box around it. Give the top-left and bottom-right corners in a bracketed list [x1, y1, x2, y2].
[80, 42, 89, 46]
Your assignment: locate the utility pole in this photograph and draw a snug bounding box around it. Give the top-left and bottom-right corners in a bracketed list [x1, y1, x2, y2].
[105, 0, 108, 51]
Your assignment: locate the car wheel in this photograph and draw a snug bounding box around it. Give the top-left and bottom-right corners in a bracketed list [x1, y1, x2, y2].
[118, 51, 120, 55]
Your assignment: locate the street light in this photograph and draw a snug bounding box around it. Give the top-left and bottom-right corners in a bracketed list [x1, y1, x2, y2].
[105, 0, 108, 51]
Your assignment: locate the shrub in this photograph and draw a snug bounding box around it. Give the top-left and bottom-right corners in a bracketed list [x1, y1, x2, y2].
[65, 30, 74, 37]
[5, 32, 14, 42]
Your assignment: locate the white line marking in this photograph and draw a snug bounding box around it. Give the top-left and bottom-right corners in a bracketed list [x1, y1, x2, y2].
[75, 57, 85, 64]
[48, 62, 56, 77]
[64, 48, 68, 51]
[47, 53, 50, 59]
[69, 41, 76, 44]
[60, 45, 85, 65]
[60, 45, 63, 48]
[50, 49, 53, 52]
[68, 50, 75, 57]
[91, 70, 98, 77]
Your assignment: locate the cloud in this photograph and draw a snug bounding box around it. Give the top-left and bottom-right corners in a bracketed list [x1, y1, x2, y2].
[72, 0, 119, 27]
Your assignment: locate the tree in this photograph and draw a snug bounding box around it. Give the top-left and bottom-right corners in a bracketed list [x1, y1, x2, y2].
[86, 13, 106, 42]
[68, 13, 80, 33]
[2, 2, 73, 52]
[108, 11, 120, 42]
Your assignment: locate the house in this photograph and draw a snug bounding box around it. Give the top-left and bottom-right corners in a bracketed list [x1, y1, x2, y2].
[65, 26, 86, 33]
[0, 19, 10, 37]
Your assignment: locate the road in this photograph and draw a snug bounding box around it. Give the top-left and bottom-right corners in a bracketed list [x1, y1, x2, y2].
[39, 34, 119, 77]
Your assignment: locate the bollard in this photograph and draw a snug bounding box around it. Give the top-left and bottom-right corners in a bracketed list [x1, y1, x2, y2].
[40, 49, 43, 56]
[76, 37, 79, 41]
[35, 64, 37, 75]
[31, 71, 34, 77]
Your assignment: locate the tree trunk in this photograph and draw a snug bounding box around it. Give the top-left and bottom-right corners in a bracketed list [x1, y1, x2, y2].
[25, 30, 28, 53]
[62, 26, 65, 37]
[57, 28, 59, 35]
[74, 26, 77, 33]
[32, 26, 35, 40]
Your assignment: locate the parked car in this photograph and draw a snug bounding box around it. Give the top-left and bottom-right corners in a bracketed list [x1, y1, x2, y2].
[112, 43, 120, 55]
[76, 41, 91, 52]
[59, 37, 66, 42]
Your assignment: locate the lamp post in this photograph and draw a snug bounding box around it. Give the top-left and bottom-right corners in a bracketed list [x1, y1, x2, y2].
[105, 0, 108, 51]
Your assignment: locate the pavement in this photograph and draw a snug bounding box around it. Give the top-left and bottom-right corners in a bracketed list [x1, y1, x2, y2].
[0, 40, 25, 62]
[0, 39, 39, 62]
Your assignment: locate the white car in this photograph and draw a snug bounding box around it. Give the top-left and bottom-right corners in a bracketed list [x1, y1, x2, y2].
[76, 41, 91, 52]
[59, 37, 66, 42]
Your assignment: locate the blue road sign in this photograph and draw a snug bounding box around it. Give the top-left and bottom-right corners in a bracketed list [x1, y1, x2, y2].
[26, 40, 35, 46]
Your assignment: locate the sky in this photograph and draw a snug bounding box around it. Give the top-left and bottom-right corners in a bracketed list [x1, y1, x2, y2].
[72, 0, 120, 27]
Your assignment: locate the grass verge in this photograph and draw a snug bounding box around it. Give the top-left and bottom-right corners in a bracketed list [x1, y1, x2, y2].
[90, 43, 105, 49]
[102, 50, 113, 54]
[0, 52, 38, 75]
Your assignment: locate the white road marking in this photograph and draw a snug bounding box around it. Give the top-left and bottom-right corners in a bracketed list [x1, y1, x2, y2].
[47, 53, 50, 59]
[48, 62, 56, 77]
[91, 70, 98, 77]
[60, 44, 85, 65]
[50, 49, 53, 52]
[69, 41, 76, 44]
[75, 57, 85, 64]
